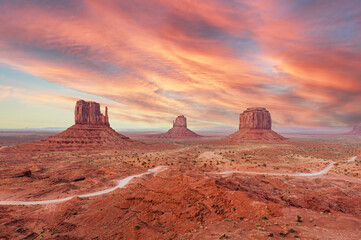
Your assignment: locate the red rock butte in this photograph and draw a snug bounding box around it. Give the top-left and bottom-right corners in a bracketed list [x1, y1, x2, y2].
[228, 107, 286, 142]
[75, 100, 109, 126]
[347, 122, 361, 135]
[150, 115, 202, 139]
[5, 100, 139, 151]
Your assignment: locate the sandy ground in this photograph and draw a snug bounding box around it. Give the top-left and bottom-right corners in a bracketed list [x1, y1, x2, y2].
[0, 134, 360, 239]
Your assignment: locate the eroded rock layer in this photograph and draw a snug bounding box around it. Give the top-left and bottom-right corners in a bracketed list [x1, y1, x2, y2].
[75, 100, 109, 126]
[150, 115, 202, 139]
[3, 100, 139, 151]
[228, 128, 286, 142]
[239, 107, 271, 129]
[228, 107, 286, 142]
[173, 115, 187, 128]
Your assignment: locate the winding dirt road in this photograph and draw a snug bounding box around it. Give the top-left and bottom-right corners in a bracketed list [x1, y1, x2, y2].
[0, 156, 358, 206]
[209, 155, 358, 177]
[0, 166, 168, 206]
[347, 156, 357, 162]
[209, 161, 335, 177]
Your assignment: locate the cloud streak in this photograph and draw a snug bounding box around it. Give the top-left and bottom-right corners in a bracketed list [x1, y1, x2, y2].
[0, 0, 360, 128]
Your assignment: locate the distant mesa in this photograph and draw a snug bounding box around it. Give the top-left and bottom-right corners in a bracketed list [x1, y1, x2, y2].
[228, 107, 286, 142]
[149, 115, 202, 139]
[5, 100, 139, 151]
[346, 122, 361, 135]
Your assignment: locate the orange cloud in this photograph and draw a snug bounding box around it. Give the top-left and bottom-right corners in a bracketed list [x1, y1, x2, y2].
[0, 0, 360, 128]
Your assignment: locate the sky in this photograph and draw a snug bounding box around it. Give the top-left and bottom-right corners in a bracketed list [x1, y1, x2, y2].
[0, 0, 360, 130]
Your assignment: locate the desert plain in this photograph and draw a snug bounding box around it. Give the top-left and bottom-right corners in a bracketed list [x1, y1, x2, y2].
[0, 130, 360, 240]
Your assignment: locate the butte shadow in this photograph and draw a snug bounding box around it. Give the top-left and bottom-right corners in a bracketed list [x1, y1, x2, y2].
[147, 115, 202, 139]
[227, 107, 287, 143]
[3, 100, 141, 152]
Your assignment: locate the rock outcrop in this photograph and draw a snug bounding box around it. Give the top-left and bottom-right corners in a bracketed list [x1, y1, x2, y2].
[40, 124, 137, 150]
[347, 123, 361, 135]
[5, 100, 139, 151]
[75, 100, 109, 126]
[173, 115, 187, 128]
[239, 107, 271, 129]
[149, 115, 202, 139]
[228, 107, 286, 142]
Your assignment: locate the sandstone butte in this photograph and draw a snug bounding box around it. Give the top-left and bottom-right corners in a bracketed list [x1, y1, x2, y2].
[150, 115, 202, 139]
[228, 107, 286, 142]
[5, 100, 139, 151]
[346, 122, 361, 135]
[75, 100, 109, 126]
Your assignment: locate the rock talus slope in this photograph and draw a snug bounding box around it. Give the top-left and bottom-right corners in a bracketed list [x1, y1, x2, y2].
[4, 100, 139, 151]
[150, 115, 202, 139]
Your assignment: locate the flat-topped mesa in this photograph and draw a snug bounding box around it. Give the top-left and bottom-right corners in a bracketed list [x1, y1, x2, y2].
[173, 115, 187, 128]
[239, 107, 271, 130]
[228, 107, 286, 142]
[75, 100, 109, 126]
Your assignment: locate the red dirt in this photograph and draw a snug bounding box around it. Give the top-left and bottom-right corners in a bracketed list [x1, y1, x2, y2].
[0, 135, 360, 239]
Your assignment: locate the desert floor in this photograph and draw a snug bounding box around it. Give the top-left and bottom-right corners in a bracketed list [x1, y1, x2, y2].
[0, 132, 360, 239]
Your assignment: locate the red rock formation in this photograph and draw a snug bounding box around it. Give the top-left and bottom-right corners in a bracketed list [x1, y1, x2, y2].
[40, 124, 137, 150]
[173, 115, 187, 128]
[5, 100, 140, 151]
[149, 115, 202, 139]
[239, 107, 271, 129]
[228, 107, 286, 142]
[347, 123, 361, 135]
[75, 100, 109, 126]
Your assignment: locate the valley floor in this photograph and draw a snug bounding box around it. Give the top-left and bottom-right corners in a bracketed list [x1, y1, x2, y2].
[0, 134, 360, 239]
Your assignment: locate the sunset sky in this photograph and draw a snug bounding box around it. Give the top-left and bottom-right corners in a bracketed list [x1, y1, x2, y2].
[0, 0, 360, 130]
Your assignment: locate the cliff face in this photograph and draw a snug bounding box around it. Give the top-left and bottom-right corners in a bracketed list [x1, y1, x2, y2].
[228, 107, 286, 142]
[173, 115, 187, 128]
[239, 108, 271, 129]
[5, 100, 140, 152]
[149, 115, 201, 139]
[75, 100, 109, 126]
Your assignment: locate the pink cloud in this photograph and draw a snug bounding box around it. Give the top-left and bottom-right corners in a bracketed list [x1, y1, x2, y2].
[0, 0, 359, 128]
